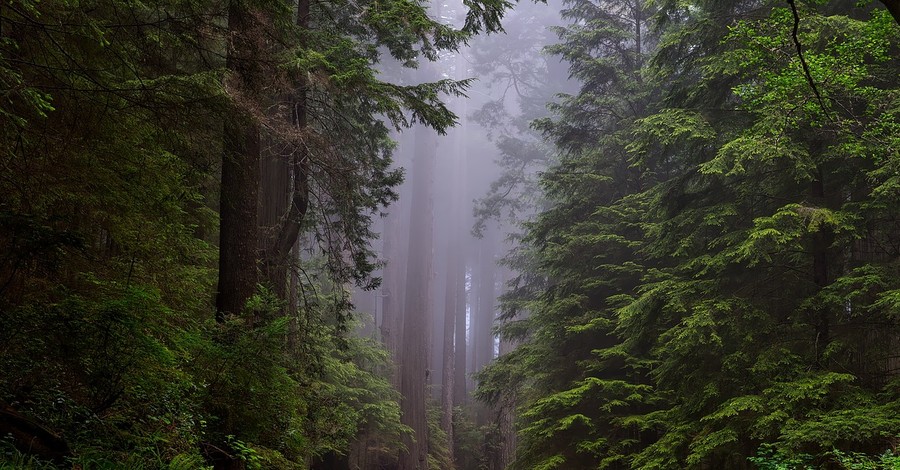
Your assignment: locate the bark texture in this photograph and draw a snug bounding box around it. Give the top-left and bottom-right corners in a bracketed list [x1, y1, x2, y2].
[216, 1, 264, 319]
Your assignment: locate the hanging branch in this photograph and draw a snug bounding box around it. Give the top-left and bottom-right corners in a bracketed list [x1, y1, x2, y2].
[786, 0, 829, 114]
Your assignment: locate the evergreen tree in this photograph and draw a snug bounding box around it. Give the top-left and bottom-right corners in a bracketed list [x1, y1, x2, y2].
[480, 0, 900, 468]
[0, 0, 518, 465]
[478, 0, 660, 467]
[625, 2, 900, 466]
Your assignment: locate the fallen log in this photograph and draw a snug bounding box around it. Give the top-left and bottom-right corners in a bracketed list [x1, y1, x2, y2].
[0, 404, 71, 465]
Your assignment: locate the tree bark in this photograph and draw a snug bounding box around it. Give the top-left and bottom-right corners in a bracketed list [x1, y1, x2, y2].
[260, 0, 310, 301]
[810, 170, 833, 367]
[216, 0, 264, 320]
[496, 267, 517, 469]
[259, 132, 291, 299]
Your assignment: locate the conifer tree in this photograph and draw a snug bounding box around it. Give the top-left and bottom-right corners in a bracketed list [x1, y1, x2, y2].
[0, 0, 518, 465]
[479, 0, 900, 468]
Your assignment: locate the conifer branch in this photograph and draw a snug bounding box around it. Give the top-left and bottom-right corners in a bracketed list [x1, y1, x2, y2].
[786, 0, 830, 117]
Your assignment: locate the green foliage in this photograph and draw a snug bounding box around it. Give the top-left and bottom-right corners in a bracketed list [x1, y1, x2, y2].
[452, 414, 479, 470]
[830, 449, 900, 469]
[0, 441, 58, 470]
[2, 0, 514, 463]
[748, 444, 815, 470]
[425, 402, 452, 469]
[748, 445, 900, 470]
[478, 0, 900, 468]
[188, 284, 409, 466]
[225, 436, 262, 470]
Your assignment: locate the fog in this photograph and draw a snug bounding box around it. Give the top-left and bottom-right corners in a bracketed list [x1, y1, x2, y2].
[349, 0, 575, 446]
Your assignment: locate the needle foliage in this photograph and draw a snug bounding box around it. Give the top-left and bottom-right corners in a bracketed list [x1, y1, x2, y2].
[479, 0, 900, 468]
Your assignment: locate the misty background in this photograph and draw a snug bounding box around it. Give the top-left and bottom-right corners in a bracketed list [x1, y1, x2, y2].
[347, 0, 575, 465]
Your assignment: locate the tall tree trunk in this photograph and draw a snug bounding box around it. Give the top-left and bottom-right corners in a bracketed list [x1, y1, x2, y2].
[216, 0, 264, 320]
[253, 0, 310, 325]
[453, 261, 468, 406]
[380, 206, 403, 360]
[440, 251, 457, 461]
[259, 133, 291, 299]
[431, 233, 448, 398]
[441, 71, 468, 461]
[472, 226, 497, 425]
[398, 122, 436, 470]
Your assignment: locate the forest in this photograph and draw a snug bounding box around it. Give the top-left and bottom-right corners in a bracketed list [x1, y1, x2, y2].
[1, 0, 900, 468]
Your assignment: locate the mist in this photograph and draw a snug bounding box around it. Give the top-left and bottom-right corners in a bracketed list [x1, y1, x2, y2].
[348, 0, 575, 467]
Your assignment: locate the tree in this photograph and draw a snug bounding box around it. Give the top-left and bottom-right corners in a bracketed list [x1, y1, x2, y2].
[398, 118, 438, 470]
[625, 3, 900, 465]
[470, 0, 574, 235]
[214, 0, 514, 320]
[478, 0, 900, 467]
[0, 0, 226, 462]
[439, 54, 469, 461]
[216, 0, 266, 319]
[0, 0, 521, 465]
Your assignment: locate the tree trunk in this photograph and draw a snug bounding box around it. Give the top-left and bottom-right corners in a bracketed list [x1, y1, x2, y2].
[440, 188, 463, 465]
[216, 0, 264, 320]
[497, 271, 517, 469]
[810, 170, 833, 367]
[440, 260, 457, 459]
[398, 122, 436, 470]
[259, 131, 291, 299]
[453, 260, 468, 406]
[441, 74, 468, 462]
[472, 226, 497, 425]
[381, 205, 403, 359]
